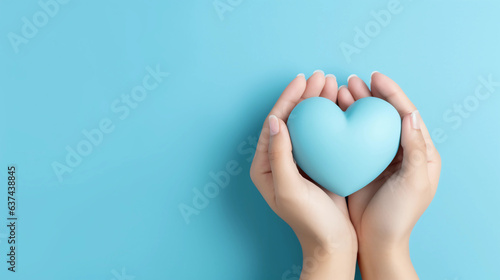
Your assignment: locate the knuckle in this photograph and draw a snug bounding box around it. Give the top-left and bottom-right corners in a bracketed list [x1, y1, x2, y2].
[415, 139, 427, 152]
[268, 149, 284, 162]
[407, 149, 427, 168]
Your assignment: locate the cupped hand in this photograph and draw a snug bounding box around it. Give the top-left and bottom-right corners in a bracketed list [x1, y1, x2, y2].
[341, 72, 442, 279]
[250, 71, 357, 279]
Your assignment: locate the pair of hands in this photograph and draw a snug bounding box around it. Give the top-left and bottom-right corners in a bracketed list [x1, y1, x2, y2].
[250, 71, 441, 280]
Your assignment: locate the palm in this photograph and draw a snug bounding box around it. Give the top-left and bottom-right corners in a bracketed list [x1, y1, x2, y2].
[347, 148, 403, 229]
[299, 178, 356, 244]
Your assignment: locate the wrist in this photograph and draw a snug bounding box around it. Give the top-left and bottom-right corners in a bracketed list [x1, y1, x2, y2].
[297, 225, 358, 257]
[359, 241, 410, 266]
[358, 238, 418, 280]
[299, 240, 357, 280]
[358, 234, 410, 255]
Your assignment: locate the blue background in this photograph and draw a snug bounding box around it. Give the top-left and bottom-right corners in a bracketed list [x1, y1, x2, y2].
[1, 0, 499, 279]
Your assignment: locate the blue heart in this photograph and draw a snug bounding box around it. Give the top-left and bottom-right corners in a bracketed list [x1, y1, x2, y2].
[287, 96, 401, 197]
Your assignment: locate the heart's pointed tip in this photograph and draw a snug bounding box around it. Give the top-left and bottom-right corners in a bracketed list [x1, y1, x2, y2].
[333, 187, 363, 197]
[331, 189, 350, 197]
[337, 192, 349, 197]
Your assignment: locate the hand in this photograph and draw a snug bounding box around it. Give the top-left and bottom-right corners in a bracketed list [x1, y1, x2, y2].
[250, 71, 357, 279]
[340, 72, 442, 279]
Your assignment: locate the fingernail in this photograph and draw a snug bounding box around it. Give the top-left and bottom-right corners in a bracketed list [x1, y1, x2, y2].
[325, 74, 336, 78]
[313, 69, 324, 75]
[338, 85, 346, 90]
[411, 111, 421, 130]
[297, 73, 305, 78]
[370, 71, 379, 87]
[269, 115, 280, 136]
[347, 74, 357, 82]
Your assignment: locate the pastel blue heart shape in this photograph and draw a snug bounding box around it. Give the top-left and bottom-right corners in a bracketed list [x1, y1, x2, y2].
[287, 96, 401, 197]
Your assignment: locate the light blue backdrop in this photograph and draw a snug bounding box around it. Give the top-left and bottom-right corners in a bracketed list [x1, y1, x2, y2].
[0, 0, 499, 279]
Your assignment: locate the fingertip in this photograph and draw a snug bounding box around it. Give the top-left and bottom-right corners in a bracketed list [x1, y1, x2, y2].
[338, 86, 355, 111]
[313, 69, 325, 76]
[401, 112, 412, 134]
[269, 115, 280, 136]
[320, 74, 339, 101]
[270, 116, 291, 142]
[268, 117, 297, 180]
[284, 73, 307, 96]
[410, 110, 421, 130]
[294, 73, 307, 85]
[303, 69, 326, 98]
[278, 118, 291, 137]
[370, 71, 384, 88]
[400, 112, 428, 174]
[370, 71, 394, 93]
[370, 71, 382, 83]
[401, 112, 426, 151]
[370, 72, 416, 116]
[348, 74, 371, 100]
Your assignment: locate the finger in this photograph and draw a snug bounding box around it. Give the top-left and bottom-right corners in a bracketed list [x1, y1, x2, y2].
[418, 114, 442, 189]
[347, 74, 371, 100]
[370, 72, 416, 117]
[337, 86, 355, 111]
[400, 111, 429, 182]
[320, 74, 338, 102]
[251, 74, 307, 178]
[268, 115, 302, 195]
[415, 113, 440, 166]
[269, 74, 308, 121]
[370, 72, 441, 185]
[417, 113, 441, 160]
[302, 70, 326, 100]
[250, 124, 276, 205]
[250, 74, 307, 204]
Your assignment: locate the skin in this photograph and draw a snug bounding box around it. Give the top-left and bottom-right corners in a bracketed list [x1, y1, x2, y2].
[250, 71, 357, 280]
[345, 72, 441, 280]
[250, 71, 441, 280]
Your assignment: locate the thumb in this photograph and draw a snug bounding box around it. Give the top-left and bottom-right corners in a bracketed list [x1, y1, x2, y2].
[400, 111, 429, 178]
[268, 115, 301, 189]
